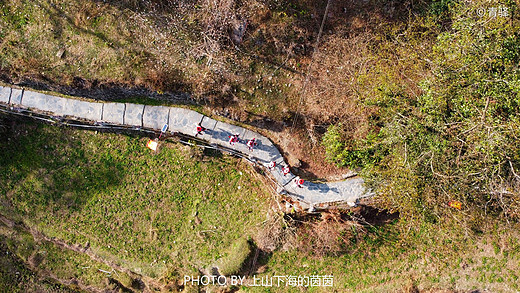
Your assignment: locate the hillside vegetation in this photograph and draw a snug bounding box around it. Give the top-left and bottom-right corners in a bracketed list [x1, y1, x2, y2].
[2, 119, 520, 292]
[322, 1, 520, 227]
[1, 0, 520, 292]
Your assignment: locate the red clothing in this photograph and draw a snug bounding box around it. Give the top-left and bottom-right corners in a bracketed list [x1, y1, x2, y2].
[229, 135, 239, 145]
[294, 177, 304, 187]
[247, 138, 256, 150]
[282, 166, 290, 175]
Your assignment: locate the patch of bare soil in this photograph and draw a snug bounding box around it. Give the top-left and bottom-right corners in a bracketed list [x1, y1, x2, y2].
[273, 128, 353, 180]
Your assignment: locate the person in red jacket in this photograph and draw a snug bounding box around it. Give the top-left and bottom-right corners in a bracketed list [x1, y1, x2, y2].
[294, 176, 304, 188]
[195, 123, 206, 136]
[229, 133, 239, 145]
[247, 138, 257, 151]
[282, 166, 290, 176]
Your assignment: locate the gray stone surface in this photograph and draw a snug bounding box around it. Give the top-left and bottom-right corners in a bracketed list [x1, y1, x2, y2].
[0, 86, 11, 104]
[199, 118, 281, 162]
[10, 88, 23, 105]
[268, 164, 295, 187]
[206, 121, 248, 151]
[168, 108, 204, 134]
[143, 106, 170, 130]
[23, 90, 101, 121]
[197, 116, 218, 139]
[124, 103, 145, 127]
[247, 134, 280, 163]
[283, 176, 370, 206]
[200, 116, 218, 131]
[60, 99, 103, 121]
[22, 90, 66, 113]
[102, 103, 125, 124]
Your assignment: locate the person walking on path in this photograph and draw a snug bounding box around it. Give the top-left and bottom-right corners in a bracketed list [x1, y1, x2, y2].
[195, 123, 206, 136]
[229, 133, 240, 145]
[294, 176, 304, 188]
[247, 138, 257, 151]
[282, 166, 290, 176]
[267, 161, 276, 170]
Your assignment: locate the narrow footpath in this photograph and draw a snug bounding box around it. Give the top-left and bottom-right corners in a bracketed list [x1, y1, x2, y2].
[0, 85, 373, 210]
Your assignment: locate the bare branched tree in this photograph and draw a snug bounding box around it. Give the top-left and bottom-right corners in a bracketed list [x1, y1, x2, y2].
[194, 0, 237, 65]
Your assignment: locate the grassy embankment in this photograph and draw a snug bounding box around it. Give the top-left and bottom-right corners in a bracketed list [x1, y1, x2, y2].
[0, 233, 79, 293]
[0, 117, 272, 291]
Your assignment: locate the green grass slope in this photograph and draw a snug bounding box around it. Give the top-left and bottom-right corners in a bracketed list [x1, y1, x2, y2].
[0, 117, 272, 288]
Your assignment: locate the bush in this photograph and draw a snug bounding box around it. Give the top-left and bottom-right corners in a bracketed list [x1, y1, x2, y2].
[322, 124, 345, 165]
[322, 124, 385, 168]
[216, 237, 252, 276]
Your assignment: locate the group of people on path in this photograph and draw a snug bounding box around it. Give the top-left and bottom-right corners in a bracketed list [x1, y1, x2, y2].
[228, 133, 257, 151]
[195, 124, 258, 151]
[267, 161, 290, 175]
[266, 161, 304, 188]
[195, 123, 305, 188]
[273, 162, 304, 188]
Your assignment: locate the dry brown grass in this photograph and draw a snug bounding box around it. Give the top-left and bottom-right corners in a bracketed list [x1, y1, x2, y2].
[255, 210, 368, 257]
[296, 211, 367, 256]
[302, 34, 373, 136]
[255, 211, 297, 252]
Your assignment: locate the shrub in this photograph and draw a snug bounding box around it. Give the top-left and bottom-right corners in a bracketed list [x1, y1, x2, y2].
[322, 124, 345, 165]
[322, 124, 385, 168]
[216, 237, 252, 276]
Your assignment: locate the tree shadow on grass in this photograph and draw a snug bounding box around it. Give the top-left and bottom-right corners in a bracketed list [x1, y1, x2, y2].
[202, 147, 224, 159]
[0, 114, 126, 216]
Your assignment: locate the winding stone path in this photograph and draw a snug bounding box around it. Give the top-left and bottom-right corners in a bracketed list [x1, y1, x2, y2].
[0, 85, 373, 210]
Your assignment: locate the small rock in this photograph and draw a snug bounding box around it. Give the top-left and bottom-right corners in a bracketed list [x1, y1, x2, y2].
[289, 158, 302, 168]
[342, 170, 358, 179]
[56, 48, 65, 58]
